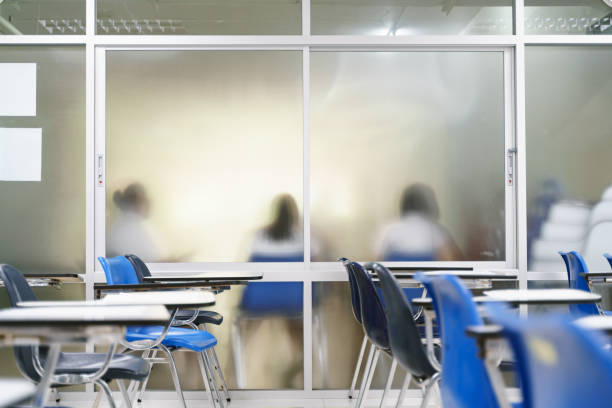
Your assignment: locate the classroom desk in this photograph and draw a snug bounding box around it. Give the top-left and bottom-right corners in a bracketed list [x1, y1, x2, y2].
[19, 290, 216, 310]
[385, 270, 518, 281]
[0, 304, 169, 408]
[575, 315, 612, 334]
[94, 281, 235, 298]
[143, 271, 263, 283]
[0, 379, 36, 408]
[0, 273, 82, 288]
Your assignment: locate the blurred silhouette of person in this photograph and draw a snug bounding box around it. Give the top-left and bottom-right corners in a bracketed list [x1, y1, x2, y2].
[377, 183, 462, 261]
[249, 194, 305, 262]
[527, 178, 565, 266]
[107, 183, 162, 262]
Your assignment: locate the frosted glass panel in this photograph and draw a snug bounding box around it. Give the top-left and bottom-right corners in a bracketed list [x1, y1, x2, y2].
[97, 0, 301, 34]
[525, 1, 612, 34]
[312, 0, 513, 35]
[526, 46, 612, 273]
[311, 52, 506, 262]
[0, 0, 85, 34]
[106, 51, 302, 262]
[0, 46, 85, 274]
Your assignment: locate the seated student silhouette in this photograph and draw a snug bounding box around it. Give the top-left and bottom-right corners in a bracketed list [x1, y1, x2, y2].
[377, 183, 462, 261]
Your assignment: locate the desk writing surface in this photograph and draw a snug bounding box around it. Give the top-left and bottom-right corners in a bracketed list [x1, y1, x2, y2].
[580, 272, 612, 279]
[0, 379, 36, 408]
[483, 289, 601, 305]
[382, 270, 517, 280]
[575, 316, 612, 333]
[0, 305, 170, 326]
[103, 290, 215, 308]
[143, 271, 263, 282]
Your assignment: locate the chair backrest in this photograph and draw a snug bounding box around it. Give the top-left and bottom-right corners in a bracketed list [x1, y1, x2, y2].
[488, 305, 612, 408]
[349, 261, 389, 350]
[97, 256, 140, 285]
[581, 221, 612, 271]
[605, 253, 612, 269]
[559, 251, 601, 316]
[602, 185, 612, 201]
[339, 258, 362, 324]
[366, 263, 435, 379]
[241, 253, 304, 315]
[589, 202, 612, 226]
[0, 264, 43, 382]
[125, 253, 151, 282]
[548, 202, 590, 225]
[415, 273, 500, 408]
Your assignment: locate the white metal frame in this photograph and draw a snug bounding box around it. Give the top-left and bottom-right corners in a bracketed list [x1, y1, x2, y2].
[2, 0, 612, 397]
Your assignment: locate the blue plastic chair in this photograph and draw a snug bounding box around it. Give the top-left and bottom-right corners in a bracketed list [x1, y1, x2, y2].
[231, 253, 304, 388]
[559, 251, 610, 316]
[604, 253, 612, 269]
[488, 304, 612, 408]
[415, 273, 510, 408]
[97, 256, 222, 408]
[366, 263, 438, 408]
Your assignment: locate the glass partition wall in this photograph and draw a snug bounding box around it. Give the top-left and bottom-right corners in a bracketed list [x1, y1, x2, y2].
[1, 0, 611, 398]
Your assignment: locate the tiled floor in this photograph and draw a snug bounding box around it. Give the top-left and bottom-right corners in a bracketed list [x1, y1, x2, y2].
[59, 395, 434, 408]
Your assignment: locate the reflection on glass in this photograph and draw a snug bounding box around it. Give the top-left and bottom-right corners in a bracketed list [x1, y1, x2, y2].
[311, 51, 506, 262]
[526, 46, 612, 273]
[312, 281, 404, 390]
[311, 0, 513, 35]
[0, 46, 85, 274]
[0, 0, 85, 34]
[249, 194, 304, 262]
[525, 1, 612, 34]
[105, 51, 302, 262]
[96, 0, 301, 35]
[378, 183, 462, 261]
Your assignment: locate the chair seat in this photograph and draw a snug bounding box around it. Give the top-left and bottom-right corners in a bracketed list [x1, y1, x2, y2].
[175, 310, 223, 326]
[603, 310, 612, 316]
[49, 352, 150, 382]
[126, 326, 217, 352]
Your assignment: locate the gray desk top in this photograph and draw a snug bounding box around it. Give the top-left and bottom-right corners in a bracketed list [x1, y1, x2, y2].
[482, 289, 601, 305]
[382, 270, 518, 281]
[575, 316, 612, 334]
[0, 305, 170, 326]
[19, 290, 215, 309]
[143, 271, 263, 282]
[412, 288, 600, 307]
[0, 379, 36, 408]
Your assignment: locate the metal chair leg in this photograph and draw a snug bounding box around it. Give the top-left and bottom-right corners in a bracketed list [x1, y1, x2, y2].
[356, 348, 381, 408]
[355, 343, 376, 402]
[210, 346, 230, 402]
[196, 349, 216, 407]
[349, 335, 368, 399]
[394, 372, 413, 408]
[419, 372, 441, 408]
[136, 349, 156, 403]
[95, 380, 117, 408]
[380, 358, 398, 408]
[159, 345, 187, 408]
[204, 349, 224, 408]
[231, 317, 246, 389]
[117, 380, 131, 408]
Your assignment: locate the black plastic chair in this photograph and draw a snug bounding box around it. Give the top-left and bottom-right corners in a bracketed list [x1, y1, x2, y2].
[339, 257, 369, 400]
[366, 262, 439, 408]
[347, 260, 392, 408]
[0, 264, 150, 408]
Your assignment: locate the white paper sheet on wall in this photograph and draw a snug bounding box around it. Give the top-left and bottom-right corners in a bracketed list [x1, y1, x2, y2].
[0, 128, 42, 181]
[0, 63, 37, 116]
